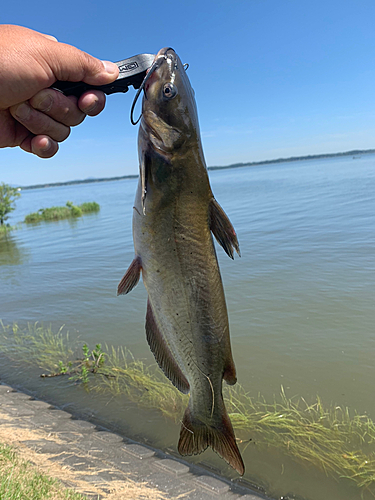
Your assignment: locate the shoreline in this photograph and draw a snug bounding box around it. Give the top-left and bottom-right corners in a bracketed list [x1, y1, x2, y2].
[0, 381, 266, 500]
[19, 148, 374, 191]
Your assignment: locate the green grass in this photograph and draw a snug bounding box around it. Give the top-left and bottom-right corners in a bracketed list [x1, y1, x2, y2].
[0, 442, 87, 500]
[1, 322, 375, 494]
[24, 201, 100, 223]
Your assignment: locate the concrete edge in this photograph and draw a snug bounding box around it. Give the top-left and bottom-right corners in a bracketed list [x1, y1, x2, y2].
[0, 382, 271, 500]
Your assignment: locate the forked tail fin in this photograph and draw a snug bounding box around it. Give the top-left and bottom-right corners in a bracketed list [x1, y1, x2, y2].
[178, 403, 245, 475]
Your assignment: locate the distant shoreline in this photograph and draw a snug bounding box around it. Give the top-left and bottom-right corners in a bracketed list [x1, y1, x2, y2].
[19, 148, 375, 190]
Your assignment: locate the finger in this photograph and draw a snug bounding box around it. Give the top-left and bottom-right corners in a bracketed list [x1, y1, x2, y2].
[44, 41, 119, 86]
[33, 28, 58, 42]
[78, 90, 106, 116]
[10, 101, 70, 142]
[0, 109, 29, 148]
[29, 89, 86, 126]
[41, 34, 58, 42]
[20, 135, 59, 158]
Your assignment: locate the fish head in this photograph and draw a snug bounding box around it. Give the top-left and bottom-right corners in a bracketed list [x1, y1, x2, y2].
[139, 47, 200, 155]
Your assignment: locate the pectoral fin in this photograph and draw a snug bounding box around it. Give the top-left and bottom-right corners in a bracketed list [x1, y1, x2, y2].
[146, 300, 190, 394]
[117, 256, 142, 295]
[209, 199, 241, 259]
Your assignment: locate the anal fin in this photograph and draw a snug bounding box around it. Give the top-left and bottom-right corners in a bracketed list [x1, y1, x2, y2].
[146, 299, 190, 394]
[117, 256, 141, 295]
[209, 198, 240, 259]
[223, 358, 237, 386]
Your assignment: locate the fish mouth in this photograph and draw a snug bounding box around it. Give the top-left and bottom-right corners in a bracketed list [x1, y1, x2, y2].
[130, 48, 177, 125]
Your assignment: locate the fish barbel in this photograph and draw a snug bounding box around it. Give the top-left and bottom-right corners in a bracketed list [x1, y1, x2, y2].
[118, 47, 244, 475]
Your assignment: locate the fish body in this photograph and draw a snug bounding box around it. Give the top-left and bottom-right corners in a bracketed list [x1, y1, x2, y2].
[118, 48, 244, 475]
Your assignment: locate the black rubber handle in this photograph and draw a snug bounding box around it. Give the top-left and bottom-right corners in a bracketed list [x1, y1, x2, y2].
[50, 53, 155, 97]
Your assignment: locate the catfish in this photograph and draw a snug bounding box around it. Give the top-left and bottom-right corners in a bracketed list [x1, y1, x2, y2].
[118, 47, 244, 475]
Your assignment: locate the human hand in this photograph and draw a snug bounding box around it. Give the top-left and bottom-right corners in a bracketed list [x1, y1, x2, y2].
[0, 24, 119, 158]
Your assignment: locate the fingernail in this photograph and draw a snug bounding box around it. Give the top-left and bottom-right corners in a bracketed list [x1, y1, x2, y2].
[14, 102, 31, 120]
[32, 93, 53, 112]
[39, 137, 52, 152]
[101, 60, 118, 75]
[83, 97, 99, 114]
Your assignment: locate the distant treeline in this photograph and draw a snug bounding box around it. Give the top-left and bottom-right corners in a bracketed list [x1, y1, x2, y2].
[208, 149, 375, 171]
[20, 174, 138, 191]
[19, 149, 375, 190]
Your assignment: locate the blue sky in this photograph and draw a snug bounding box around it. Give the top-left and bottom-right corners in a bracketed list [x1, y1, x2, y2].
[2, 0, 375, 185]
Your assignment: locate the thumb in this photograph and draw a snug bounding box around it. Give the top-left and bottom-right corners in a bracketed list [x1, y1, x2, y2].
[44, 41, 119, 85]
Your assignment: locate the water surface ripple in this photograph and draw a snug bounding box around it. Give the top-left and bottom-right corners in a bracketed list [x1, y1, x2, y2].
[1, 154, 375, 500]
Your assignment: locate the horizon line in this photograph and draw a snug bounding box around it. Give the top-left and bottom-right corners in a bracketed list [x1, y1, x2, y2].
[18, 148, 374, 190]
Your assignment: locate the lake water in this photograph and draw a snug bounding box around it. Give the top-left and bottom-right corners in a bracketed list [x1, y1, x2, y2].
[1, 154, 375, 500]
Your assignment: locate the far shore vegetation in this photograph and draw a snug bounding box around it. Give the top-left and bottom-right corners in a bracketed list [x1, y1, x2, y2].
[0, 183, 21, 234]
[18, 148, 375, 191]
[24, 201, 100, 223]
[1, 322, 375, 495]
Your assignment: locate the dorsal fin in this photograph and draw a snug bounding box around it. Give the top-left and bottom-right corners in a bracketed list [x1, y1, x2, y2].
[146, 300, 190, 394]
[209, 198, 240, 259]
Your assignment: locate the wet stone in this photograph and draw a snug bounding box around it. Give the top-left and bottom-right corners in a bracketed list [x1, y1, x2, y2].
[52, 420, 80, 432]
[55, 431, 85, 443]
[83, 445, 112, 460]
[195, 475, 230, 495]
[69, 420, 96, 432]
[1, 406, 35, 416]
[5, 392, 32, 401]
[27, 414, 60, 428]
[0, 385, 13, 394]
[95, 470, 127, 482]
[10, 420, 34, 430]
[26, 400, 52, 410]
[122, 443, 155, 460]
[154, 458, 190, 476]
[142, 470, 195, 496]
[75, 437, 110, 456]
[172, 489, 221, 500]
[240, 495, 265, 500]
[103, 450, 131, 468]
[48, 409, 72, 419]
[107, 451, 156, 476]
[94, 431, 123, 444]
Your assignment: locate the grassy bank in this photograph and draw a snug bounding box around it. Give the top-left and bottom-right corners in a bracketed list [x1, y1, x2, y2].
[1, 323, 375, 494]
[24, 202, 100, 223]
[0, 442, 86, 500]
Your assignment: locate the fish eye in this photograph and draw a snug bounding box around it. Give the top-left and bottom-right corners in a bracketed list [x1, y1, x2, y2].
[163, 82, 178, 99]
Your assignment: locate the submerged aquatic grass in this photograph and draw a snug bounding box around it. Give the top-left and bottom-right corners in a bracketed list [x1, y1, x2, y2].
[1, 322, 375, 494]
[24, 201, 100, 223]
